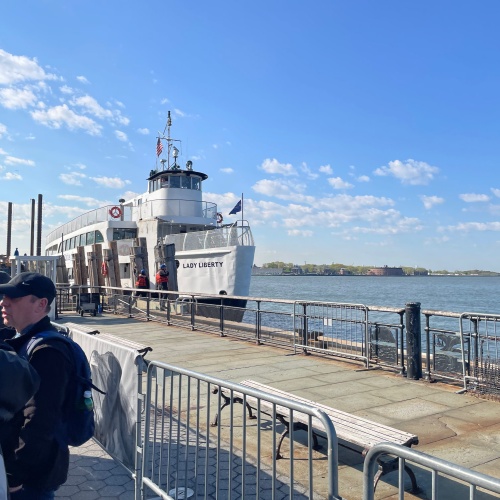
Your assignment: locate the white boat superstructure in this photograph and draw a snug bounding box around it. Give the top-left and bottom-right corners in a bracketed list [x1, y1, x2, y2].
[45, 112, 255, 307]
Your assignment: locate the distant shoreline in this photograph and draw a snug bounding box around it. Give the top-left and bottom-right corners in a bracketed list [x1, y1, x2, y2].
[252, 273, 500, 277]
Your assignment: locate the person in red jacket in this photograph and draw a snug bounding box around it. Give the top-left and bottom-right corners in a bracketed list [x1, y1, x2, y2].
[134, 269, 150, 298]
[155, 264, 169, 310]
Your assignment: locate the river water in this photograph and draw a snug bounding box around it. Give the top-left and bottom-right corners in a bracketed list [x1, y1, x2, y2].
[249, 275, 500, 315]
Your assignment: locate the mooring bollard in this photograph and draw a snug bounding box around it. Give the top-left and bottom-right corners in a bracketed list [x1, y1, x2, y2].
[405, 302, 422, 380]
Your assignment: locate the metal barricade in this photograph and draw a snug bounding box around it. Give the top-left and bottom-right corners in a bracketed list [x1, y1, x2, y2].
[460, 312, 500, 398]
[139, 360, 341, 499]
[363, 442, 500, 500]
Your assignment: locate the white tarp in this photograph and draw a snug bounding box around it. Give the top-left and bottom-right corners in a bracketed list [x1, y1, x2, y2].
[69, 327, 142, 470]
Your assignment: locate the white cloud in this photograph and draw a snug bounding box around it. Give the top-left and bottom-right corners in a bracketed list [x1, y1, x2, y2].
[491, 188, 500, 198]
[319, 164, 333, 175]
[327, 177, 353, 189]
[76, 76, 90, 84]
[59, 172, 86, 186]
[70, 95, 113, 119]
[90, 176, 131, 189]
[220, 168, 234, 174]
[57, 194, 104, 207]
[374, 159, 439, 185]
[300, 162, 318, 180]
[115, 130, 128, 142]
[137, 128, 149, 135]
[421, 195, 445, 209]
[0, 49, 57, 85]
[59, 85, 74, 94]
[459, 193, 490, 203]
[444, 222, 500, 232]
[5, 156, 35, 166]
[357, 175, 370, 182]
[0, 87, 37, 109]
[252, 179, 307, 199]
[0, 123, 7, 138]
[1, 171, 22, 181]
[31, 104, 102, 135]
[259, 158, 297, 176]
[287, 229, 313, 237]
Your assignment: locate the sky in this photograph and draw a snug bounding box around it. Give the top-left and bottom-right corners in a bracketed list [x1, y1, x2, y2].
[1, 1, 500, 272]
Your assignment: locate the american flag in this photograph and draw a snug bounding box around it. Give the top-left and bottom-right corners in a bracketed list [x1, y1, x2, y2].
[156, 138, 163, 157]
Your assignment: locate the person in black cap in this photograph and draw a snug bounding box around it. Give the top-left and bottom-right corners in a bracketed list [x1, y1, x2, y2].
[0, 272, 72, 499]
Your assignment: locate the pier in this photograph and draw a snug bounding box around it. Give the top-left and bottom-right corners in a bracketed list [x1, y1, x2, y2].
[54, 310, 500, 499]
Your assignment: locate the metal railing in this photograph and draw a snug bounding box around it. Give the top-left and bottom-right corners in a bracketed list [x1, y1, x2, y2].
[139, 360, 341, 499]
[363, 442, 500, 500]
[57, 285, 500, 395]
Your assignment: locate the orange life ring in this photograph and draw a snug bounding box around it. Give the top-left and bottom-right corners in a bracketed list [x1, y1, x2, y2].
[109, 206, 122, 218]
[217, 212, 223, 224]
[101, 261, 109, 276]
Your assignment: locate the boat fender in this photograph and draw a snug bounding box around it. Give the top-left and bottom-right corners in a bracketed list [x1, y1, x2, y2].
[217, 212, 223, 224]
[109, 206, 122, 219]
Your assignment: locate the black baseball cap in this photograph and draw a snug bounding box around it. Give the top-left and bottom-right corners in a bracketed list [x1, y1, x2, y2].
[0, 272, 56, 303]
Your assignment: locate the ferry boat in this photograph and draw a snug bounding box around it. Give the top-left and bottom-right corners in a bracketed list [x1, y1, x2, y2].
[45, 112, 255, 319]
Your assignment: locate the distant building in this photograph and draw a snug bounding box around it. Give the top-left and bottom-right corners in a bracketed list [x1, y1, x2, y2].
[367, 266, 404, 276]
[252, 266, 284, 276]
[339, 268, 352, 276]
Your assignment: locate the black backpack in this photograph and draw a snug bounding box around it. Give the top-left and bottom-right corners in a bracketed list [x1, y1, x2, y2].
[19, 331, 104, 447]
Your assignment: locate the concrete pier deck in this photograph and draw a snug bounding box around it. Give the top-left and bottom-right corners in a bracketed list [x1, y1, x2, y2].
[54, 312, 500, 499]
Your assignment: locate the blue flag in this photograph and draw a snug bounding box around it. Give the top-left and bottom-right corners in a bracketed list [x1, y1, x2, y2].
[229, 200, 242, 215]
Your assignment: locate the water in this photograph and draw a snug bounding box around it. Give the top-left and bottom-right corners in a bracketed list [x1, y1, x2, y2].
[249, 275, 500, 315]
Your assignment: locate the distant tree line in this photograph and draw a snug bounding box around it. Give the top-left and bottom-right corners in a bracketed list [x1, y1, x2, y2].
[260, 262, 500, 276]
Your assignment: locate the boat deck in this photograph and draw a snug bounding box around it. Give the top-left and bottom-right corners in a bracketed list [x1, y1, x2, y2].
[55, 312, 500, 499]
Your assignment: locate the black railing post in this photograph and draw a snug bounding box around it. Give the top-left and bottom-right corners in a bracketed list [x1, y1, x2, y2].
[406, 302, 422, 380]
[256, 301, 261, 345]
[302, 303, 309, 354]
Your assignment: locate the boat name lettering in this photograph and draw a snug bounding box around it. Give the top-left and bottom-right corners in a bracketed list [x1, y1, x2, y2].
[182, 262, 224, 269]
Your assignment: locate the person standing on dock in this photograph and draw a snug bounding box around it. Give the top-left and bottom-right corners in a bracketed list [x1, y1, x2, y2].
[0, 272, 72, 499]
[135, 269, 150, 298]
[155, 264, 169, 310]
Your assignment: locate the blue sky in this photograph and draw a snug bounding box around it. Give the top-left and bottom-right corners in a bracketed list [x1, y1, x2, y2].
[1, 1, 500, 271]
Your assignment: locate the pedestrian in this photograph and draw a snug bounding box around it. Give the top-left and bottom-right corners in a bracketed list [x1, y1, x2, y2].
[0, 271, 15, 341]
[0, 272, 72, 499]
[0, 345, 40, 500]
[155, 264, 169, 310]
[135, 269, 150, 298]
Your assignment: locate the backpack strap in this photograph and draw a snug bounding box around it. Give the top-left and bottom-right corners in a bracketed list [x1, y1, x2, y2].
[23, 331, 105, 394]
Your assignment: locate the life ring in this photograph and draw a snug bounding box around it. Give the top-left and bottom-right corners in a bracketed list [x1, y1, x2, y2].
[109, 206, 122, 219]
[217, 212, 223, 224]
[101, 261, 109, 276]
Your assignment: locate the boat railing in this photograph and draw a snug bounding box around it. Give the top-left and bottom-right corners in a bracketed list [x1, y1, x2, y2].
[165, 220, 254, 251]
[45, 199, 219, 246]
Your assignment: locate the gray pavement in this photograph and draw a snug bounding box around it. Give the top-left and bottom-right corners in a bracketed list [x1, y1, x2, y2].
[55, 312, 500, 499]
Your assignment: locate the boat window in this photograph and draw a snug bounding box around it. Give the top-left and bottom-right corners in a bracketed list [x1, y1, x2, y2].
[86, 231, 95, 245]
[170, 176, 181, 188]
[112, 228, 137, 240]
[161, 177, 168, 188]
[95, 230, 104, 243]
[71, 237, 77, 249]
[181, 176, 190, 189]
[192, 177, 201, 190]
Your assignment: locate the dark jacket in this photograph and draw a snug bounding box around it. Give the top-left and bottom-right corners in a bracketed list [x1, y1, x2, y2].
[0, 344, 40, 498]
[4, 317, 72, 491]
